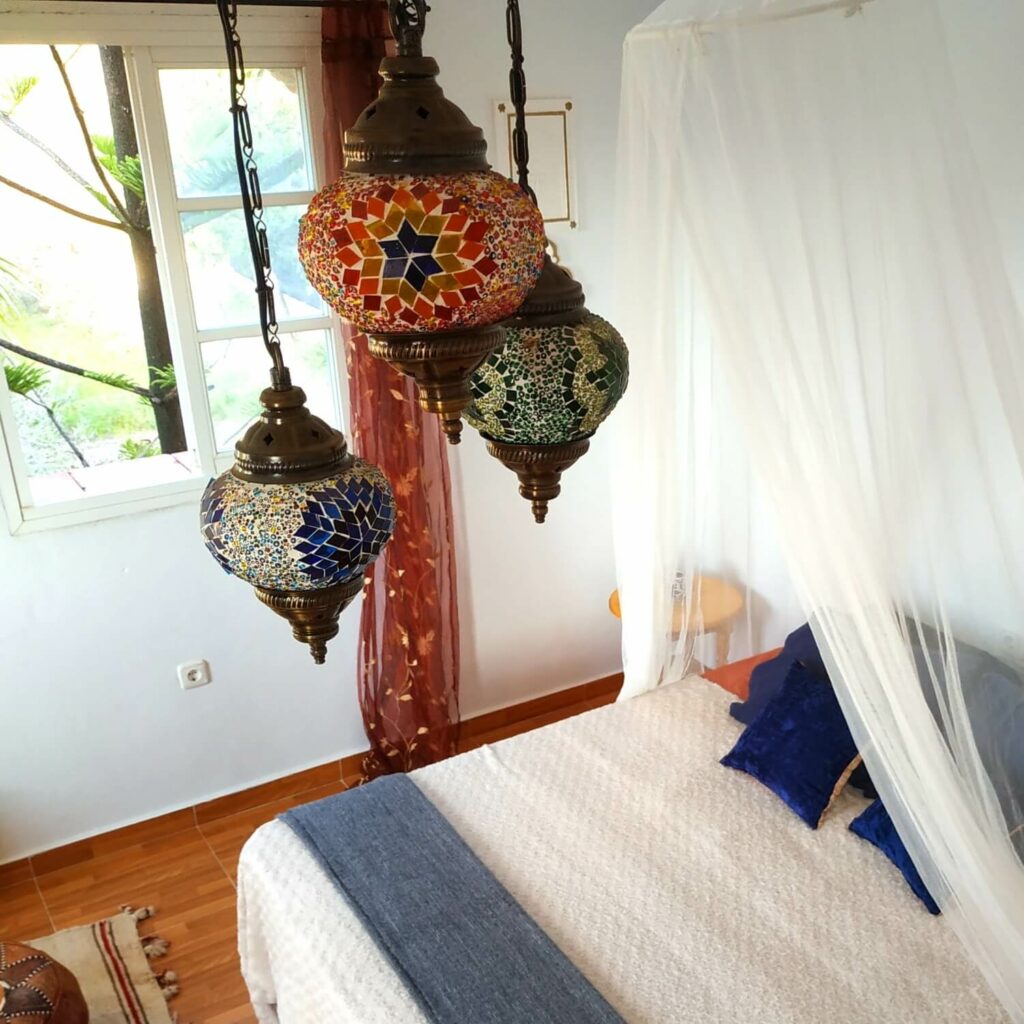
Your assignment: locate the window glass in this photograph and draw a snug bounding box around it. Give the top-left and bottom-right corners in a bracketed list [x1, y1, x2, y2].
[0, 44, 190, 506]
[182, 205, 324, 330]
[159, 67, 311, 198]
[202, 330, 336, 453]
[0, 41, 338, 526]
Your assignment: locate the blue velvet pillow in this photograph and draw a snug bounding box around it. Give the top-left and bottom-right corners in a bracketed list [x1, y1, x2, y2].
[850, 799, 940, 915]
[729, 628, 878, 799]
[784, 621, 829, 678]
[721, 660, 862, 828]
[849, 762, 878, 799]
[729, 624, 827, 727]
[729, 653, 794, 727]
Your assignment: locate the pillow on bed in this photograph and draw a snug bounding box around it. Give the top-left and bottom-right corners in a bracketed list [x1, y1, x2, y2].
[783, 621, 829, 677]
[849, 799, 940, 915]
[729, 627, 878, 799]
[721, 660, 862, 828]
[909, 625, 1023, 847]
[729, 623, 828, 727]
[848, 763, 878, 799]
[729, 653, 792, 726]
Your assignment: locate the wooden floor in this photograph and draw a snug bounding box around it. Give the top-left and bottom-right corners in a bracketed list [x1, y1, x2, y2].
[0, 691, 613, 1024]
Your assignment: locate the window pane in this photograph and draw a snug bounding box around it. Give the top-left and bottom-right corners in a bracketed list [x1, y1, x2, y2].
[0, 45, 192, 506]
[160, 68, 312, 198]
[182, 204, 324, 331]
[202, 331, 337, 453]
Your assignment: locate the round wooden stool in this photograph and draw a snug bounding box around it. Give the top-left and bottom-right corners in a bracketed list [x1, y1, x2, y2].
[0, 943, 89, 1024]
[609, 573, 745, 666]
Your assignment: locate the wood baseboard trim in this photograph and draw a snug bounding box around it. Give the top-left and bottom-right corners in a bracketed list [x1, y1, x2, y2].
[193, 762, 343, 827]
[7, 672, 623, 883]
[0, 858, 33, 890]
[29, 807, 198, 878]
[460, 672, 622, 740]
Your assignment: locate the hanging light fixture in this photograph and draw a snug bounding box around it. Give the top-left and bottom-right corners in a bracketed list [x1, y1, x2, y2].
[465, 0, 629, 523]
[298, 0, 547, 444]
[200, 0, 395, 665]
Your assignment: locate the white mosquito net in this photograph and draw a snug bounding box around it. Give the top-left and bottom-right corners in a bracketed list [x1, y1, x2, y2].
[611, 0, 1024, 1015]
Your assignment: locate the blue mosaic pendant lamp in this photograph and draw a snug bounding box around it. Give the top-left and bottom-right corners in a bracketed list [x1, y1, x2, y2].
[464, 0, 629, 523]
[200, 0, 395, 664]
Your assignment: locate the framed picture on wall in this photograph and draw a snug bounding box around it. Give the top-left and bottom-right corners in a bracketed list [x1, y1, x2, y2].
[493, 97, 577, 230]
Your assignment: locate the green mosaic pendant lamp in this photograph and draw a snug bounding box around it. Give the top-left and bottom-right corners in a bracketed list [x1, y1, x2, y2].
[464, 1, 629, 523]
[298, 0, 546, 444]
[466, 254, 629, 523]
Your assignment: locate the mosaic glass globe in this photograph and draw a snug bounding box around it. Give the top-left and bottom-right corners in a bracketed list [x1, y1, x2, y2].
[294, 11, 550, 445]
[465, 257, 630, 523]
[199, 385, 395, 663]
[200, 461, 395, 592]
[298, 171, 545, 336]
[467, 312, 629, 446]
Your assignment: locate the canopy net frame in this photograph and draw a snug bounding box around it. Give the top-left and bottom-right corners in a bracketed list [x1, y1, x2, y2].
[611, 0, 1024, 1016]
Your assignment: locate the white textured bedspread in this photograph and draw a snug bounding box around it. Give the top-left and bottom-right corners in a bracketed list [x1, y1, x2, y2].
[238, 675, 1006, 1023]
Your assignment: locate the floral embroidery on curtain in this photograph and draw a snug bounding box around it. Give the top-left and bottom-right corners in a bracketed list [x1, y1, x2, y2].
[322, 1, 461, 778]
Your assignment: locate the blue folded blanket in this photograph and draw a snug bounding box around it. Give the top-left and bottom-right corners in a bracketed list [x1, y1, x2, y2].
[283, 774, 625, 1024]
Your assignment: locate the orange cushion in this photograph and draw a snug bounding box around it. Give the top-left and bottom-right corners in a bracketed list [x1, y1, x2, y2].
[704, 648, 783, 701]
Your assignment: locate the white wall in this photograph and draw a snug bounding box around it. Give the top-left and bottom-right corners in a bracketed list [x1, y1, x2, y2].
[939, 0, 1024, 302]
[439, 0, 662, 714]
[0, 0, 661, 862]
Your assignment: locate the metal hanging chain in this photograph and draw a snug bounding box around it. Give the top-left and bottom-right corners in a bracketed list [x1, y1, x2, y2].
[215, 0, 289, 387]
[389, 0, 430, 57]
[506, 0, 537, 206]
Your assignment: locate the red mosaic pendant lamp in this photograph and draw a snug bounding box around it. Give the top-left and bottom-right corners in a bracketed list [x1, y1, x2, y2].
[298, 0, 546, 444]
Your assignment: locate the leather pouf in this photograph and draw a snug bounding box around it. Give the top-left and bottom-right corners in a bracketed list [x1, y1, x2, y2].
[0, 943, 89, 1024]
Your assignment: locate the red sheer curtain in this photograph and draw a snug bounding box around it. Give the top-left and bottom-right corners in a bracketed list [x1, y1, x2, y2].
[322, 2, 461, 777]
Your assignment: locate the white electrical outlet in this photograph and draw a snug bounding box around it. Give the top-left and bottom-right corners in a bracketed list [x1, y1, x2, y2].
[178, 659, 212, 690]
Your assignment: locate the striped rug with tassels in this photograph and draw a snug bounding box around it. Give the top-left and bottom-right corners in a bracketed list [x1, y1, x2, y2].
[30, 906, 177, 1023]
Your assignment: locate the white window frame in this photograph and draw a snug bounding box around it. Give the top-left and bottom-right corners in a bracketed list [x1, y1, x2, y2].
[0, 4, 348, 535]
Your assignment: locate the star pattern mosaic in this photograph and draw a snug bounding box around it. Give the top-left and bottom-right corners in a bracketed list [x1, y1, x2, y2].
[294, 478, 395, 584]
[467, 313, 630, 445]
[200, 475, 232, 573]
[299, 171, 545, 335]
[200, 460, 395, 592]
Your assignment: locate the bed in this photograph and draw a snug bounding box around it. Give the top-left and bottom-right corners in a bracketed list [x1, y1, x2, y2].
[237, 674, 1007, 1023]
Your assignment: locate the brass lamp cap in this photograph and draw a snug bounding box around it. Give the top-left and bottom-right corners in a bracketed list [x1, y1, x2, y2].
[344, 55, 489, 175]
[513, 254, 587, 328]
[233, 385, 352, 485]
